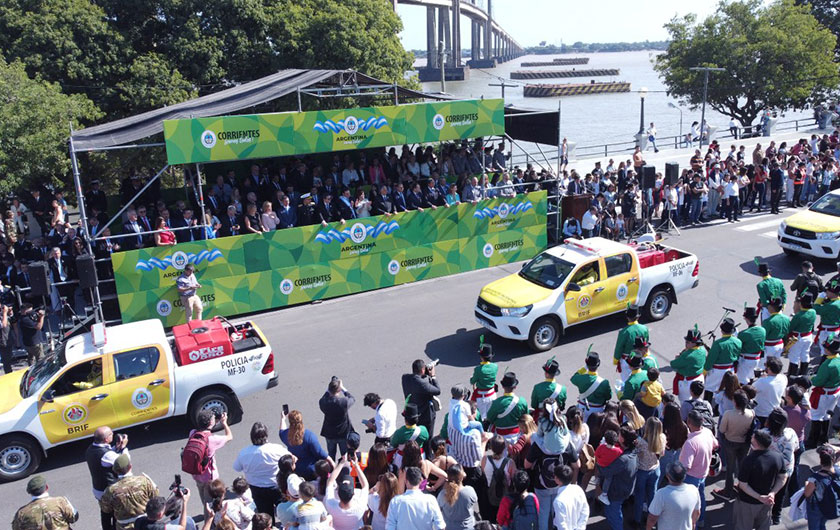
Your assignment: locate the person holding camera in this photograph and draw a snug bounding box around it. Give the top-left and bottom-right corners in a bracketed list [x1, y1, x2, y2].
[319, 376, 356, 460]
[184, 410, 233, 507]
[402, 359, 442, 436]
[135, 493, 194, 530]
[19, 303, 44, 366]
[362, 393, 397, 446]
[87, 426, 131, 529]
[0, 302, 12, 374]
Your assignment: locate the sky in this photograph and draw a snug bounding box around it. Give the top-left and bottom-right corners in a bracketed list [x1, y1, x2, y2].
[397, 0, 725, 50]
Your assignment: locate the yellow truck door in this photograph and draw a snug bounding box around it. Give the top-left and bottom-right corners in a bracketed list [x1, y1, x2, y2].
[602, 252, 641, 312]
[564, 258, 609, 324]
[111, 345, 172, 427]
[38, 357, 118, 444]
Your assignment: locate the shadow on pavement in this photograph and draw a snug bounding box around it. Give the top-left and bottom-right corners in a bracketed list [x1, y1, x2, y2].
[736, 252, 821, 280]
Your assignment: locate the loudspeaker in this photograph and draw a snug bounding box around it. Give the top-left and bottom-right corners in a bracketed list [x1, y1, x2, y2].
[28, 261, 51, 297]
[642, 165, 656, 189]
[76, 254, 98, 289]
[665, 162, 679, 186]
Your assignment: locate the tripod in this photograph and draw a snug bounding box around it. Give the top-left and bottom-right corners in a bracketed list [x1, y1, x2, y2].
[630, 187, 656, 240]
[656, 208, 681, 236]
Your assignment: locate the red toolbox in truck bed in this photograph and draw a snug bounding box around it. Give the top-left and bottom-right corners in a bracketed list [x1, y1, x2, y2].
[173, 319, 234, 365]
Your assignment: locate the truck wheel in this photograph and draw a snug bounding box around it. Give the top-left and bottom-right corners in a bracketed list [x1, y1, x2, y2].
[0, 434, 41, 482]
[528, 317, 561, 352]
[189, 391, 241, 429]
[644, 288, 672, 321]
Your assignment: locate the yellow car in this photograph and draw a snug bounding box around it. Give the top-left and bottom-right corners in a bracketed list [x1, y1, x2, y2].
[475, 237, 699, 351]
[778, 189, 840, 259]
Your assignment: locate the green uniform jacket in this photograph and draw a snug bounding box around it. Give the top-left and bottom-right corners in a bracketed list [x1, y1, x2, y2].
[813, 355, 840, 388]
[670, 347, 707, 377]
[704, 335, 742, 371]
[531, 380, 567, 411]
[470, 362, 498, 390]
[570, 369, 612, 406]
[100, 475, 159, 530]
[641, 354, 658, 372]
[738, 326, 766, 354]
[763, 313, 790, 342]
[789, 309, 817, 334]
[486, 393, 528, 429]
[12, 497, 76, 530]
[815, 299, 840, 327]
[621, 369, 648, 400]
[757, 276, 786, 306]
[613, 322, 649, 364]
[390, 424, 430, 448]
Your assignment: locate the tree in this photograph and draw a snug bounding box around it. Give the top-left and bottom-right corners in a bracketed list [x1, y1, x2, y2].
[796, 0, 840, 55]
[0, 58, 100, 194]
[654, 0, 839, 129]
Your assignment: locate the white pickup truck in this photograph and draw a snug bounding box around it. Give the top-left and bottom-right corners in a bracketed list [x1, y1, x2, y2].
[0, 317, 276, 481]
[475, 237, 700, 351]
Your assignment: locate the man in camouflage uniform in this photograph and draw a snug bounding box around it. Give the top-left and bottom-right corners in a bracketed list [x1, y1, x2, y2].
[100, 453, 159, 530]
[12, 475, 78, 530]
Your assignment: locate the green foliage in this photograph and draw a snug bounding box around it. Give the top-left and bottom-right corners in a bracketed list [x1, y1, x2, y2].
[0, 58, 101, 194]
[655, 0, 839, 128]
[796, 0, 840, 55]
[525, 41, 669, 55]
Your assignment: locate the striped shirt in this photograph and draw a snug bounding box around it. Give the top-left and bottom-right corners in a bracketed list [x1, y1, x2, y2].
[448, 426, 483, 468]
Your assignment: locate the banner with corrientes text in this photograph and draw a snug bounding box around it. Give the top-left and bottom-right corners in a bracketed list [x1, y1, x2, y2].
[162, 99, 505, 165]
[112, 191, 546, 326]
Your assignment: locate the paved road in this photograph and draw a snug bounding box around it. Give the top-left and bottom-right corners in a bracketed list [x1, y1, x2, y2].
[0, 208, 818, 529]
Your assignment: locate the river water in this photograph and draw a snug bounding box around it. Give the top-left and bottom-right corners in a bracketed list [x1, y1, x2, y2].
[416, 50, 812, 151]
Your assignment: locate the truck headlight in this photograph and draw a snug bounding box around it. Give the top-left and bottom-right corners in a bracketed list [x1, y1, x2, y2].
[501, 305, 533, 317]
[779, 220, 787, 232]
[816, 231, 840, 240]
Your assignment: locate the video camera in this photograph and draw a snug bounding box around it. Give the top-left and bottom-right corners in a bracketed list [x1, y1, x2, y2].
[170, 474, 188, 498]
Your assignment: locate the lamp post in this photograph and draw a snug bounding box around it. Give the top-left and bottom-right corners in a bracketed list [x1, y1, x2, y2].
[668, 102, 683, 146]
[689, 66, 726, 151]
[635, 87, 648, 149]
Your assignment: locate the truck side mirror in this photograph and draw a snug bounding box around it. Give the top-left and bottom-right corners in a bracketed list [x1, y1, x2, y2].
[566, 282, 581, 292]
[41, 389, 55, 403]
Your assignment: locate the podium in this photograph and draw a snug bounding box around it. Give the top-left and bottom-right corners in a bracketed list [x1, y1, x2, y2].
[561, 194, 592, 226]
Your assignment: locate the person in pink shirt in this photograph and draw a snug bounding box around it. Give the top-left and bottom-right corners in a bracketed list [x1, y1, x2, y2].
[189, 410, 233, 505]
[678, 410, 718, 527]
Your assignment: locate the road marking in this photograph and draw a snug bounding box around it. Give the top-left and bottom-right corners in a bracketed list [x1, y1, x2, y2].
[735, 218, 786, 232]
[759, 231, 777, 239]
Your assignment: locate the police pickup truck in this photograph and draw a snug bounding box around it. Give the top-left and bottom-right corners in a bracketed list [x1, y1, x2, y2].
[475, 237, 699, 351]
[0, 317, 276, 481]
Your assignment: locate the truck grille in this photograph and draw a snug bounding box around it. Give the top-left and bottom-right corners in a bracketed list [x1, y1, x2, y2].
[784, 226, 816, 240]
[476, 297, 502, 317]
[780, 237, 812, 249]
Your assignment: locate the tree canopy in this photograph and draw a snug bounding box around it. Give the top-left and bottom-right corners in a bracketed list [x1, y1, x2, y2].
[654, 0, 839, 128]
[796, 0, 840, 56]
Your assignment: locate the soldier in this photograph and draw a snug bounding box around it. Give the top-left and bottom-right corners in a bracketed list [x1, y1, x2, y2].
[530, 357, 566, 421]
[470, 341, 497, 419]
[815, 279, 840, 357]
[808, 334, 840, 448]
[99, 453, 159, 530]
[631, 336, 658, 372]
[613, 305, 649, 383]
[756, 262, 786, 321]
[761, 297, 790, 371]
[12, 475, 78, 530]
[670, 327, 707, 404]
[486, 372, 528, 443]
[619, 354, 647, 401]
[571, 351, 612, 421]
[788, 292, 817, 377]
[389, 403, 429, 468]
[737, 306, 766, 384]
[703, 317, 742, 400]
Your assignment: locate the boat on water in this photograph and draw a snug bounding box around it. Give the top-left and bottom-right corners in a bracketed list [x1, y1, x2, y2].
[523, 81, 631, 97]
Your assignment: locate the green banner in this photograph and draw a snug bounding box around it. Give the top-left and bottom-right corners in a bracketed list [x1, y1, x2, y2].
[114, 191, 546, 326]
[163, 99, 505, 165]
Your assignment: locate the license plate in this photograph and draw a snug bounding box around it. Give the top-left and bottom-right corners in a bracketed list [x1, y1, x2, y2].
[786, 242, 802, 250]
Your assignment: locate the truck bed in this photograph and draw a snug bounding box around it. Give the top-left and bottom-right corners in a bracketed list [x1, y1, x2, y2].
[633, 243, 692, 270]
[168, 321, 266, 367]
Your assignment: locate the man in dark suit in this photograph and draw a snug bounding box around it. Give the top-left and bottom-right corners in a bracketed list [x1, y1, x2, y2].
[371, 186, 395, 216]
[406, 183, 426, 211]
[423, 178, 445, 208]
[317, 195, 338, 226]
[277, 196, 297, 229]
[247, 164, 263, 190]
[297, 194, 317, 227]
[401, 359, 441, 436]
[29, 189, 51, 234]
[205, 187, 222, 217]
[391, 182, 408, 213]
[84, 180, 108, 214]
[172, 208, 202, 243]
[135, 206, 154, 247]
[47, 247, 72, 300]
[121, 211, 144, 251]
[219, 206, 241, 238]
[336, 189, 356, 222]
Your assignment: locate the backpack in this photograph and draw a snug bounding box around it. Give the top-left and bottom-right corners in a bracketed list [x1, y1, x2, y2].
[181, 430, 211, 475]
[688, 399, 716, 434]
[487, 457, 509, 507]
[813, 471, 840, 520]
[536, 453, 563, 490]
[510, 493, 539, 530]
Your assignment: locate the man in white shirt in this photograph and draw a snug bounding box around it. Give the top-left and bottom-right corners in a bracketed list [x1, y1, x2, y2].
[729, 118, 739, 139]
[646, 122, 659, 153]
[385, 467, 445, 530]
[753, 357, 787, 424]
[325, 459, 369, 530]
[553, 464, 588, 530]
[232, 421, 289, 518]
[647, 462, 700, 530]
[581, 207, 599, 238]
[723, 174, 740, 222]
[563, 217, 582, 238]
[362, 393, 397, 445]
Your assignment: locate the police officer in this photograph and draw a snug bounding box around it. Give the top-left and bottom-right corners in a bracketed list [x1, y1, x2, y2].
[570, 351, 612, 421]
[737, 306, 766, 384]
[670, 327, 707, 404]
[486, 372, 528, 443]
[762, 297, 790, 371]
[470, 342, 497, 419]
[808, 334, 840, 447]
[389, 403, 429, 468]
[100, 454, 159, 530]
[788, 292, 817, 377]
[815, 279, 840, 357]
[12, 475, 78, 530]
[704, 317, 742, 400]
[530, 357, 566, 421]
[613, 305, 649, 383]
[756, 262, 786, 321]
[619, 354, 647, 401]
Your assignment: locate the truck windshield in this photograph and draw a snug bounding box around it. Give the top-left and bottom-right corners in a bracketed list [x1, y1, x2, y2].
[20, 343, 66, 398]
[519, 254, 575, 289]
[810, 194, 840, 217]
